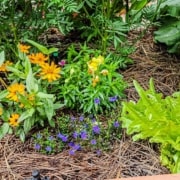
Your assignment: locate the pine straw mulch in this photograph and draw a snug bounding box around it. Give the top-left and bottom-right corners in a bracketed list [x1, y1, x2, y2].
[0, 29, 180, 180]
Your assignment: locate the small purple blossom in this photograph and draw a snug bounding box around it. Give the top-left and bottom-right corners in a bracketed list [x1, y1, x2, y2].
[92, 125, 100, 134]
[80, 131, 88, 140]
[90, 139, 97, 145]
[70, 116, 76, 121]
[91, 118, 96, 123]
[94, 98, 100, 105]
[109, 96, 118, 102]
[57, 133, 68, 142]
[79, 115, 84, 121]
[58, 59, 66, 66]
[73, 144, 81, 151]
[73, 131, 79, 139]
[48, 136, 54, 141]
[34, 143, 41, 150]
[113, 121, 120, 128]
[45, 146, 52, 152]
[69, 149, 76, 155]
[68, 142, 75, 147]
[96, 149, 101, 156]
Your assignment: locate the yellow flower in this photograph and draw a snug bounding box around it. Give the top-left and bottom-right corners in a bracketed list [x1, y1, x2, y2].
[87, 55, 104, 74]
[92, 75, 100, 87]
[100, 69, 109, 76]
[40, 62, 61, 82]
[9, 113, 20, 127]
[0, 107, 3, 115]
[0, 61, 12, 72]
[18, 44, 31, 54]
[28, 53, 48, 66]
[7, 83, 26, 102]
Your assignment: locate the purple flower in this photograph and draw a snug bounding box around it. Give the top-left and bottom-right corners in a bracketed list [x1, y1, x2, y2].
[73, 144, 81, 151]
[68, 142, 75, 147]
[92, 125, 100, 134]
[96, 149, 101, 156]
[69, 149, 76, 155]
[80, 131, 88, 140]
[34, 143, 41, 150]
[91, 118, 96, 123]
[109, 96, 118, 102]
[113, 121, 120, 128]
[57, 133, 68, 142]
[58, 59, 66, 66]
[90, 139, 97, 145]
[73, 131, 79, 139]
[94, 98, 100, 105]
[79, 115, 84, 121]
[45, 146, 52, 152]
[70, 116, 76, 121]
[48, 136, 54, 141]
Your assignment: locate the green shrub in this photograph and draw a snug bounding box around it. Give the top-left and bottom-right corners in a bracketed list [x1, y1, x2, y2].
[120, 78, 180, 173]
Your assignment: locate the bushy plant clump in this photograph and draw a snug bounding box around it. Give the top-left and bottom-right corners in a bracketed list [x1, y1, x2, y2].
[0, 41, 126, 144]
[120, 78, 180, 173]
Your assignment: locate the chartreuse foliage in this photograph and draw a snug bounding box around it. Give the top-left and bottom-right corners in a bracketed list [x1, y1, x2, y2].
[120, 78, 180, 173]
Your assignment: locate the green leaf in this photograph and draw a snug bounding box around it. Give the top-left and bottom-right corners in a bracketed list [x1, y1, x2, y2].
[6, 66, 26, 79]
[154, 21, 180, 46]
[130, 0, 148, 11]
[18, 109, 35, 123]
[23, 118, 32, 133]
[48, 47, 58, 54]
[37, 92, 54, 99]
[19, 130, 25, 142]
[0, 90, 8, 100]
[0, 51, 5, 66]
[26, 61, 38, 93]
[25, 39, 49, 55]
[0, 123, 9, 139]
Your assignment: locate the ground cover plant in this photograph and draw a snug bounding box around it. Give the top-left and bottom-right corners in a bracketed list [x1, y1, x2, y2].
[0, 0, 180, 179]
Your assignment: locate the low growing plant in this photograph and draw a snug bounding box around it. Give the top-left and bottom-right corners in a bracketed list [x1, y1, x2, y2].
[33, 113, 122, 155]
[120, 78, 180, 173]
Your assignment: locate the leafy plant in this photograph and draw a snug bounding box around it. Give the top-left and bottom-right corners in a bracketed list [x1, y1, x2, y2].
[120, 78, 180, 173]
[153, 0, 180, 54]
[0, 44, 63, 141]
[33, 113, 122, 155]
[51, 44, 127, 114]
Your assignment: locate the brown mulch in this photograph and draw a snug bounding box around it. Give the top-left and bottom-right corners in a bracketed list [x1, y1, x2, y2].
[0, 29, 180, 180]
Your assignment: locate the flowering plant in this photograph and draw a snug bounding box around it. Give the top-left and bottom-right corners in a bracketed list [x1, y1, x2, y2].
[51, 44, 127, 114]
[0, 44, 63, 141]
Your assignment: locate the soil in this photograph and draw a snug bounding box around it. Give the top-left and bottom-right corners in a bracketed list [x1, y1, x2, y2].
[0, 29, 179, 180]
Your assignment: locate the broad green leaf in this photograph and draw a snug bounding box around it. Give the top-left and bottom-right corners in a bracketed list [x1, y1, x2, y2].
[18, 109, 35, 122]
[25, 39, 49, 55]
[0, 90, 8, 99]
[0, 123, 9, 139]
[6, 66, 26, 79]
[23, 118, 32, 133]
[130, 0, 148, 11]
[48, 47, 58, 54]
[0, 51, 5, 66]
[37, 92, 54, 99]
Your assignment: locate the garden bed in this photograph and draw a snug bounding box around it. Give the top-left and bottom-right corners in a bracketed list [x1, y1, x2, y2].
[0, 29, 180, 180]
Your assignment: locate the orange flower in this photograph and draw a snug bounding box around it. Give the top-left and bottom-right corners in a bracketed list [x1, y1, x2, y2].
[40, 62, 61, 82]
[0, 61, 12, 72]
[28, 53, 48, 66]
[18, 44, 31, 54]
[9, 113, 20, 127]
[7, 83, 26, 102]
